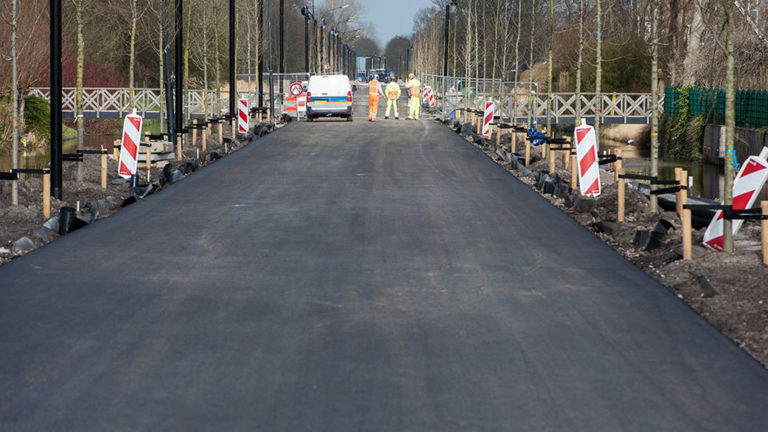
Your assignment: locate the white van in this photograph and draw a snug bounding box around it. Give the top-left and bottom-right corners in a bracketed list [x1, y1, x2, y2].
[306, 75, 353, 121]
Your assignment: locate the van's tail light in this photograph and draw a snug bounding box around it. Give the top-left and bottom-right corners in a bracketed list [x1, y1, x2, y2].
[307, 92, 312, 103]
[347, 91, 352, 102]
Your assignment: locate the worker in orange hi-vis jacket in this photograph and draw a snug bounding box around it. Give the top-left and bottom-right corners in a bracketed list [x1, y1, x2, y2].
[368, 77, 385, 122]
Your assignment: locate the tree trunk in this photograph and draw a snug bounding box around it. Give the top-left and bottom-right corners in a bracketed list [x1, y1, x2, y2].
[184, 1, 191, 121]
[129, 0, 138, 110]
[452, 7, 457, 78]
[11, 0, 19, 206]
[546, 0, 553, 137]
[203, 10, 209, 116]
[650, 0, 660, 212]
[514, 0, 521, 87]
[528, 0, 535, 125]
[76, 0, 85, 182]
[215, 14, 222, 116]
[682, 1, 703, 86]
[159, 23, 165, 134]
[464, 0, 472, 111]
[594, 0, 602, 143]
[247, 1, 252, 103]
[723, 2, 735, 252]
[575, 0, 583, 123]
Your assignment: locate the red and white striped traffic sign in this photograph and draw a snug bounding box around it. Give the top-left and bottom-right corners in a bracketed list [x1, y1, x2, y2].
[297, 95, 307, 115]
[118, 112, 143, 179]
[482, 100, 495, 137]
[284, 95, 306, 117]
[422, 86, 436, 108]
[574, 121, 601, 197]
[238, 98, 248, 134]
[703, 147, 768, 250]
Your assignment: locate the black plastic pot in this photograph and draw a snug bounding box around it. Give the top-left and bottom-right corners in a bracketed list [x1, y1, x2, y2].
[59, 207, 76, 235]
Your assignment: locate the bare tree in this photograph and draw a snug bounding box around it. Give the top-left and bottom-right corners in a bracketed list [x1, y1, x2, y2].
[9, 0, 18, 204]
[650, 0, 660, 212]
[575, 0, 583, 123]
[74, 0, 89, 182]
[723, 0, 735, 252]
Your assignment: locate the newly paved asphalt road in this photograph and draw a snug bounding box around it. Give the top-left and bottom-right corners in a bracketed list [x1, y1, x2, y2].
[2, 96, 768, 431]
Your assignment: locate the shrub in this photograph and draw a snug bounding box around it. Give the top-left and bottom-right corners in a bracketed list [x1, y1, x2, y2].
[24, 95, 51, 143]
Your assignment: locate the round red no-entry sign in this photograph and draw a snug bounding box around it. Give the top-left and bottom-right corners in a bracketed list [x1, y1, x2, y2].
[289, 82, 303, 96]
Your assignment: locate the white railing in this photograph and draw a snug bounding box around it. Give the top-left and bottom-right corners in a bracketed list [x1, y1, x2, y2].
[417, 74, 663, 124]
[30, 85, 664, 124]
[29, 87, 247, 118]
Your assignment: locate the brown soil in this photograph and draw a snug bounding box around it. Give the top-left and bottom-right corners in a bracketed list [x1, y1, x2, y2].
[467, 126, 768, 367]
[0, 156, 130, 257]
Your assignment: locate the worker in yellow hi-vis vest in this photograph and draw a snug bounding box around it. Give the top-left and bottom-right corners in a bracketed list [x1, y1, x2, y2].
[384, 76, 401, 120]
[404, 73, 421, 120]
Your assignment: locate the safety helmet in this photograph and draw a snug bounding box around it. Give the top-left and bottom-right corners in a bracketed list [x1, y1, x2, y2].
[409, 73, 415, 79]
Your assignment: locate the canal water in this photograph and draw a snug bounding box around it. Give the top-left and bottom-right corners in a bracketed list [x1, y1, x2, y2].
[0, 135, 118, 174]
[600, 139, 768, 203]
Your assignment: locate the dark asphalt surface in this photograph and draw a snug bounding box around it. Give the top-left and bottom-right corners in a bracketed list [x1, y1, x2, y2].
[1, 95, 768, 431]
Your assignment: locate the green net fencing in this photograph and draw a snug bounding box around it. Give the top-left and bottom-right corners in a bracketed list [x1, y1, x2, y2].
[665, 87, 768, 128]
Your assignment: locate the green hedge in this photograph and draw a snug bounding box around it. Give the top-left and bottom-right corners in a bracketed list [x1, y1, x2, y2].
[665, 86, 768, 128]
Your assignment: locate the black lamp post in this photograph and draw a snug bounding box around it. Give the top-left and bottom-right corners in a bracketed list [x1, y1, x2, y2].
[49, 0, 62, 199]
[301, 7, 312, 73]
[230, 0, 236, 119]
[174, 0, 183, 145]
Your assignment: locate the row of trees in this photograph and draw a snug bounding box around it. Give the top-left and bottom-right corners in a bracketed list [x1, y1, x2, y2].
[411, 0, 768, 252]
[411, 0, 768, 91]
[0, 0, 374, 204]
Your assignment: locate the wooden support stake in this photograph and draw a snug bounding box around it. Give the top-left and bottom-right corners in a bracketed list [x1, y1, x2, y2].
[192, 119, 198, 148]
[680, 169, 688, 218]
[563, 147, 569, 170]
[267, 108, 272, 125]
[176, 135, 183, 161]
[525, 140, 531, 166]
[218, 122, 224, 147]
[495, 126, 501, 149]
[207, 120, 212, 137]
[762, 201, 768, 266]
[231, 119, 236, 140]
[511, 133, 517, 154]
[683, 205, 692, 261]
[675, 167, 683, 217]
[42, 172, 50, 219]
[614, 149, 622, 182]
[145, 145, 152, 181]
[571, 154, 578, 189]
[618, 168, 626, 223]
[549, 148, 556, 173]
[112, 139, 120, 160]
[100, 153, 107, 190]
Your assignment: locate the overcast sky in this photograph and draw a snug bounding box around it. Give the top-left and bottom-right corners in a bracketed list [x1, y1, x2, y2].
[359, 0, 434, 46]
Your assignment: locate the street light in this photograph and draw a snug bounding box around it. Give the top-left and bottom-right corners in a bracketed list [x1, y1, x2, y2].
[301, 6, 314, 73]
[442, 1, 458, 120]
[444, 1, 458, 78]
[304, 3, 350, 74]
